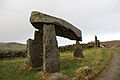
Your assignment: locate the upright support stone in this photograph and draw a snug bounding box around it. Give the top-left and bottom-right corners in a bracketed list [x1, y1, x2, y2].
[26, 39, 33, 66]
[27, 30, 43, 68]
[74, 41, 83, 58]
[43, 24, 60, 73]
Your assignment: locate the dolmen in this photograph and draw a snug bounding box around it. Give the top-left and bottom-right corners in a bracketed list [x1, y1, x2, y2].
[27, 11, 82, 73]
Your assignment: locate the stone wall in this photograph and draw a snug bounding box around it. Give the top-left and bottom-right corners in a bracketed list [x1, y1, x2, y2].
[0, 50, 26, 58]
[0, 42, 96, 59]
[59, 44, 86, 52]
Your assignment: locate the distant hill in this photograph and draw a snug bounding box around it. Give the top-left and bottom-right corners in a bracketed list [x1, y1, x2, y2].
[101, 40, 120, 48]
[0, 42, 26, 51]
[0, 40, 119, 51]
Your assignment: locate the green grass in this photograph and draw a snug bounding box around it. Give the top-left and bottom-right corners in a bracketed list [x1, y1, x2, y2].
[60, 48, 112, 78]
[0, 48, 112, 80]
[60, 51, 82, 77]
[113, 47, 120, 53]
[0, 58, 40, 80]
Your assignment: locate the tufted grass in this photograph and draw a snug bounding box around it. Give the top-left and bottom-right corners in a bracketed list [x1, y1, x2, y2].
[0, 58, 41, 80]
[0, 48, 112, 80]
[60, 48, 112, 78]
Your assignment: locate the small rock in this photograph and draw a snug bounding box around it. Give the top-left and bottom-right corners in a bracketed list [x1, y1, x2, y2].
[47, 73, 64, 80]
[82, 66, 92, 76]
[75, 66, 93, 77]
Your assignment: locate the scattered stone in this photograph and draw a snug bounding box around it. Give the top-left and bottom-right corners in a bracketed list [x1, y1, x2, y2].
[75, 66, 93, 79]
[47, 73, 64, 80]
[72, 77, 79, 80]
[82, 66, 92, 76]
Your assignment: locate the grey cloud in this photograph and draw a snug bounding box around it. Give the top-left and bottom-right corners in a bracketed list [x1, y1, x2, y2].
[0, 0, 120, 45]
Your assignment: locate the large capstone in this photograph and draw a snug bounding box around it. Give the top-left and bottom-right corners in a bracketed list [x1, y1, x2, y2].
[30, 11, 82, 41]
[43, 24, 60, 73]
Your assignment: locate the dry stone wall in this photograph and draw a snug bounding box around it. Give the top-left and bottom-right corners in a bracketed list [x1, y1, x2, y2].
[0, 50, 26, 58]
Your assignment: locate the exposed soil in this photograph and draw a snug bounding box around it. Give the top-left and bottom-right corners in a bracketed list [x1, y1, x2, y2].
[95, 50, 120, 80]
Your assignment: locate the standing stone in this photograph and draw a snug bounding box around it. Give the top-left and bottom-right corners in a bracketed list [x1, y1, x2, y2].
[27, 30, 43, 68]
[74, 41, 83, 58]
[43, 24, 60, 73]
[26, 39, 33, 66]
[97, 40, 100, 47]
[95, 35, 97, 47]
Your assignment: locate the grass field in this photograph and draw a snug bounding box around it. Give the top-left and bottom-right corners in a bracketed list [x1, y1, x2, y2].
[0, 48, 112, 80]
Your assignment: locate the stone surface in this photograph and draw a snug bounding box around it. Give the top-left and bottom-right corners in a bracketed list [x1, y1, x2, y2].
[74, 41, 83, 58]
[27, 30, 43, 68]
[30, 11, 82, 41]
[47, 73, 64, 80]
[43, 24, 60, 73]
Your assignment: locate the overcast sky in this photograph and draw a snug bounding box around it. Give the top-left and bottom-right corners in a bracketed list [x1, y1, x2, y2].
[0, 0, 120, 46]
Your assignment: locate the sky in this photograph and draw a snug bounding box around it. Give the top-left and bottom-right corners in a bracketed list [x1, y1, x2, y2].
[0, 0, 120, 46]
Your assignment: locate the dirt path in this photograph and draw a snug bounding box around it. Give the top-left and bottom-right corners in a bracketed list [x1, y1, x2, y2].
[95, 50, 120, 80]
